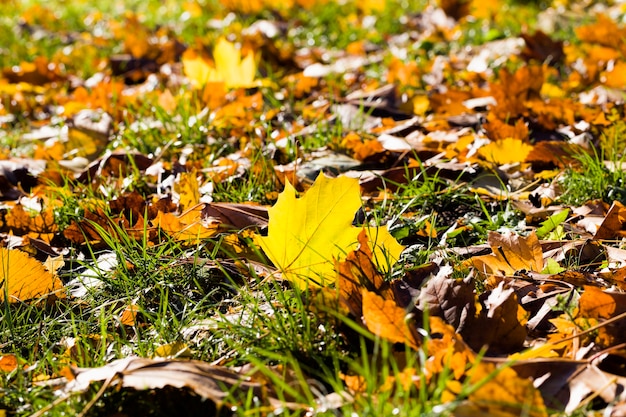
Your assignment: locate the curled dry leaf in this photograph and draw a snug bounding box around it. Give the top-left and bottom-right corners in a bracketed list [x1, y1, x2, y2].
[63, 357, 266, 408]
[336, 229, 390, 318]
[463, 282, 528, 354]
[417, 267, 475, 332]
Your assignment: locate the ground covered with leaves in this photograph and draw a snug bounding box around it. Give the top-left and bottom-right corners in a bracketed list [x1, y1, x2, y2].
[3, 0, 626, 415]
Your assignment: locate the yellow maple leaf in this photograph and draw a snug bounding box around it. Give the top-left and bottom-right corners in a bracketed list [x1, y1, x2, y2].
[182, 38, 257, 89]
[256, 174, 404, 288]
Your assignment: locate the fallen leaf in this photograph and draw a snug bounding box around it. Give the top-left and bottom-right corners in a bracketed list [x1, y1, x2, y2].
[417, 269, 476, 332]
[594, 200, 626, 240]
[336, 229, 390, 318]
[257, 174, 403, 288]
[0, 248, 65, 302]
[155, 205, 219, 243]
[456, 362, 547, 417]
[361, 289, 420, 350]
[182, 38, 257, 89]
[63, 357, 266, 408]
[470, 231, 543, 287]
[464, 282, 528, 354]
[0, 354, 21, 372]
[477, 138, 534, 165]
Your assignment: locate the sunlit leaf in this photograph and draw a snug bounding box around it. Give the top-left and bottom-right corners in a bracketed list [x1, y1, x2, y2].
[361, 289, 420, 350]
[469, 231, 543, 287]
[0, 248, 65, 302]
[257, 174, 403, 288]
[155, 205, 219, 243]
[182, 38, 257, 89]
[535, 209, 569, 239]
[459, 362, 547, 417]
[477, 138, 534, 165]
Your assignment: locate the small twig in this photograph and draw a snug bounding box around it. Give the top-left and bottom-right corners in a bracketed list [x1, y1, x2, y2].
[549, 310, 626, 349]
[77, 373, 120, 417]
[29, 394, 75, 417]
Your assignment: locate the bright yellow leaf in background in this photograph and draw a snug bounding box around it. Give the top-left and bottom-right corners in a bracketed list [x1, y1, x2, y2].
[182, 38, 257, 89]
[257, 174, 404, 288]
[478, 137, 534, 164]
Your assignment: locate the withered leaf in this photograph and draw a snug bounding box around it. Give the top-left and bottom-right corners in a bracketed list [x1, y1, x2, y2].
[417, 267, 475, 333]
[203, 202, 268, 229]
[594, 200, 626, 240]
[520, 30, 564, 65]
[578, 285, 626, 319]
[63, 357, 265, 407]
[337, 230, 392, 318]
[463, 282, 527, 354]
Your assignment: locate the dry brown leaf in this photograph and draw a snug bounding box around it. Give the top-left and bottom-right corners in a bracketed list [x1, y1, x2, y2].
[594, 200, 626, 240]
[520, 30, 564, 65]
[202, 202, 268, 229]
[463, 282, 527, 354]
[417, 269, 475, 332]
[63, 357, 266, 407]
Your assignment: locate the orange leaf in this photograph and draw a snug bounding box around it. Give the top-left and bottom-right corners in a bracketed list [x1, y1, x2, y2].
[0, 354, 20, 372]
[461, 362, 547, 417]
[336, 229, 392, 318]
[120, 304, 141, 326]
[426, 316, 475, 380]
[578, 285, 626, 319]
[361, 289, 420, 350]
[155, 205, 219, 243]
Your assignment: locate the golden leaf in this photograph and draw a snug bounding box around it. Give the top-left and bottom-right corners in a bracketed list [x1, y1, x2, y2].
[257, 174, 404, 288]
[176, 171, 201, 212]
[361, 289, 420, 351]
[182, 38, 257, 89]
[155, 206, 219, 243]
[460, 362, 547, 417]
[257, 174, 361, 287]
[477, 138, 534, 165]
[0, 248, 65, 303]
